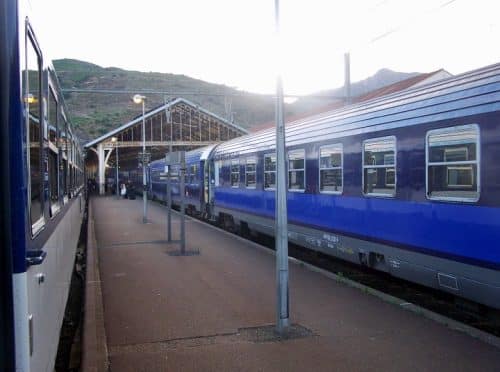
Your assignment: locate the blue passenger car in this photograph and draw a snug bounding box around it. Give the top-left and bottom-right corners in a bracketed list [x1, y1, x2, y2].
[149, 145, 216, 215]
[1, 1, 86, 370]
[209, 64, 500, 309]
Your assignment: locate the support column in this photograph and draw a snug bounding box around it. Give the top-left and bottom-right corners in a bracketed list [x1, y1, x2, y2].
[180, 112, 183, 141]
[160, 113, 163, 141]
[190, 110, 192, 142]
[98, 143, 105, 195]
[198, 113, 202, 142]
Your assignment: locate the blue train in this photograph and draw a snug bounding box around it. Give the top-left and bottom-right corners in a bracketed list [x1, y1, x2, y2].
[1, 1, 85, 370]
[144, 63, 500, 311]
[149, 145, 216, 215]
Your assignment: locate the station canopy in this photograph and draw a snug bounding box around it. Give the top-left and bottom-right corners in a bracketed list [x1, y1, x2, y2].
[84, 97, 248, 171]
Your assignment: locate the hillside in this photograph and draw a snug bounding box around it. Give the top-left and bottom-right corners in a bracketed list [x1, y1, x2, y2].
[54, 59, 420, 141]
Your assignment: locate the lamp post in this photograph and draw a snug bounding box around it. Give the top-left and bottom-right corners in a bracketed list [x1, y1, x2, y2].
[274, 0, 290, 334]
[133, 94, 148, 223]
[111, 136, 119, 199]
[164, 104, 173, 242]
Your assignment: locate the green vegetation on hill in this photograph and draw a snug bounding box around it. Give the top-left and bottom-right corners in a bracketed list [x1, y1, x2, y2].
[54, 59, 286, 141]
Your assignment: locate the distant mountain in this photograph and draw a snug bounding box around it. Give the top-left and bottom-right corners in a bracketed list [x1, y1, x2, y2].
[290, 68, 420, 115]
[53, 59, 422, 141]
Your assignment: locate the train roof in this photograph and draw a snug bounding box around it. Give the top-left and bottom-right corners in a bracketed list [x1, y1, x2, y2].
[149, 144, 217, 168]
[213, 63, 500, 157]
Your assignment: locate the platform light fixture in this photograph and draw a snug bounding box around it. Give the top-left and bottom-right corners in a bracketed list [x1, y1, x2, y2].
[133, 94, 146, 105]
[24, 93, 37, 104]
[132, 94, 148, 223]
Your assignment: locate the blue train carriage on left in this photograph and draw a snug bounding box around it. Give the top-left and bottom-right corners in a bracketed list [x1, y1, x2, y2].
[1, 1, 86, 371]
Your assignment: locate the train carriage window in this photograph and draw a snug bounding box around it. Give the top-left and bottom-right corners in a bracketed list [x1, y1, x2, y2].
[264, 153, 276, 190]
[426, 124, 479, 202]
[231, 159, 240, 187]
[319, 144, 343, 194]
[58, 112, 66, 199]
[363, 137, 396, 197]
[288, 149, 305, 191]
[245, 157, 257, 188]
[48, 88, 60, 216]
[24, 31, 44, 234]
[68, 135, 74, 194]
[61, 124, 68, 201]
[214, 160, 223, 187]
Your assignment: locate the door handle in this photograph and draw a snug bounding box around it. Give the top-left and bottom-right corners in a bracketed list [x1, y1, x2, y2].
[26, 250, 47, 266]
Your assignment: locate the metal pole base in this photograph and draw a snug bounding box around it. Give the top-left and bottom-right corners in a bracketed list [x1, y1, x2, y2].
[276, 317, 290, 334]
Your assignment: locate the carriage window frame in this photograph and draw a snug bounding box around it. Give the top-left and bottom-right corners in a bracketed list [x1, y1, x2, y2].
[362, 136, 397, 197]
[61, 119, 69, 202]
[425, 124, 480, 203]
[230, 159, 240, 187]
[245, 157, 257, 189]
[264, 153, 276, 191]
[68, 133, 74, 194]
[48, 88, 58, 145]
[288, 149, 306, 192]
[25, 23, 45, 236]
[214, 160, 223, 187]
[319, 143, 343, 194]
[47, 85, 61, 217]
[59, 112, 67, 201]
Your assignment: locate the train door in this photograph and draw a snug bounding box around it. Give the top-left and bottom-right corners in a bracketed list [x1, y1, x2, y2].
[208, 159, 215, 204]
[203, 160, 209, 209]
[202, 159, 216, 215]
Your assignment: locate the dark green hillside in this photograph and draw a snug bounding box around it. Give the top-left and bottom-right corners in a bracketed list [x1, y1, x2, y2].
[54, 59, 288, 140]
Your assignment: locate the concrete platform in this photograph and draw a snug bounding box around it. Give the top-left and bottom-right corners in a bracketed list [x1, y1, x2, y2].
[87, 196, 500, 371]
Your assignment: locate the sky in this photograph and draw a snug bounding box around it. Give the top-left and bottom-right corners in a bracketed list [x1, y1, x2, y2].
[33, 0, 500, 95]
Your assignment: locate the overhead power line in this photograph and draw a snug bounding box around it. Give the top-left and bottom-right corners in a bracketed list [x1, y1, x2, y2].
[368, 0, 458, 45]
[61, 88, 346, 100]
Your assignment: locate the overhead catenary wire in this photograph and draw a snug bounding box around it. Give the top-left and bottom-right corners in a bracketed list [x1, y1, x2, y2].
[61, 88, 346, 100]
[367, 0, 459, 45]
